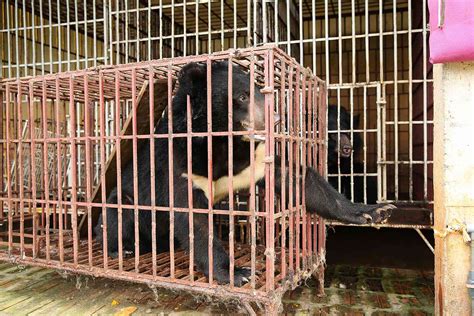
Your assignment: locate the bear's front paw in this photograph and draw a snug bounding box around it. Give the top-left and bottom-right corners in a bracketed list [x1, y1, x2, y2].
[214, 266, 252, 286]
[357, 203, 395, 224]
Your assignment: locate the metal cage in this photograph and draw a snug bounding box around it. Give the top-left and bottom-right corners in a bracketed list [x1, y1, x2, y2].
[0, 46, 327, 313]
[1, 0, 434, 228]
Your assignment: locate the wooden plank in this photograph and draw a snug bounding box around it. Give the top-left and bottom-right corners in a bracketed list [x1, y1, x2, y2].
[80, 79, 171, 238]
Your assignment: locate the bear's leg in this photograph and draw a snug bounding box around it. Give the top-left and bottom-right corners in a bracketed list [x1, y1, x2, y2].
[172, 179, 251, 286]
[95, 189, 136, 258]
[272, 160, 394, 224]
[303, 168, 394, 224]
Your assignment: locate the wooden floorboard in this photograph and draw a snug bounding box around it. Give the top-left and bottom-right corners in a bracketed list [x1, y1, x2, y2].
[0, 263, 434, 315]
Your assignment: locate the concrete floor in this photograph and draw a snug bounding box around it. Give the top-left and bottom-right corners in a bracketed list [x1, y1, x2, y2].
[0, 262, 433, 315]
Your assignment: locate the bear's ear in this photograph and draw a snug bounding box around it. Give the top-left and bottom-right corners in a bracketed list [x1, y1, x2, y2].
[178, 62, 206, 97]
[353, 113, 360, 128]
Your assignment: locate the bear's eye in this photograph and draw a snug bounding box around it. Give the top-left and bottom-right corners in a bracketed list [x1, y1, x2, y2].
[238, 94, 248, 102]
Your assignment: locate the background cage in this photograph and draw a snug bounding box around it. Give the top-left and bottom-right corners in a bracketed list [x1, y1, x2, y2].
[0, 0, 433, 229]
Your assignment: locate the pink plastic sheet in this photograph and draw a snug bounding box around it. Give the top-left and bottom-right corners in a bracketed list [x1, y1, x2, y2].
[428, 0, 474, 63]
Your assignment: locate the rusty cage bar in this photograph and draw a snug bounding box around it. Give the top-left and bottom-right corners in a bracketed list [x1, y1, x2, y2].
[0, 46, 327, 312]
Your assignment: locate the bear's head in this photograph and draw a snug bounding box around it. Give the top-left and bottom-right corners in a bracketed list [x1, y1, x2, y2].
[327, 105, 361, 159]
[176, 61, 266, 134]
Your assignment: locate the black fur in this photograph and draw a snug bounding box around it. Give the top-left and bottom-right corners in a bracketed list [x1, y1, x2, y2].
[96, 62, 392, 286]
[327, 105, 378, 203]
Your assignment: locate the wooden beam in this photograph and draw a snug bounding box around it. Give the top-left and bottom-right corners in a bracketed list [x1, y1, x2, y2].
[80, 79, 171, 238]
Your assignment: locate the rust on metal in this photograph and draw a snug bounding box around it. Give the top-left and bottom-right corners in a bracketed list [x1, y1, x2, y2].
[0, 46, 326, 311]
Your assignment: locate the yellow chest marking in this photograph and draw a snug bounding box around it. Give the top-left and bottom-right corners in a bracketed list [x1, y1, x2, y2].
[182, 142, 266, 203]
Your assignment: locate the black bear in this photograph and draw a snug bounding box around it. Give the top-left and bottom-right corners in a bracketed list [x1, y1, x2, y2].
[327, 105, 377, 203]
[96, 62, 393, 285]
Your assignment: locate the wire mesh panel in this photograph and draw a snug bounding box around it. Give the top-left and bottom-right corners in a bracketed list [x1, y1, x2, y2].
[0, 46, 326, 312]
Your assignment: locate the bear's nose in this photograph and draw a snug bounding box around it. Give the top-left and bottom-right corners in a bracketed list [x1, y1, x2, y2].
[341, 144, 352, 156]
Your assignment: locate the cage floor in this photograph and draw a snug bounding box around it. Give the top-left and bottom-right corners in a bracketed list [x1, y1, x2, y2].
[1, 230, 319, 292]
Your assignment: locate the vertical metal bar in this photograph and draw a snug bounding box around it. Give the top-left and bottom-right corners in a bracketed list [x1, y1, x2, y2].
[69, 76, 79, 266]
[14, 0, 19, 76]
[336, 89, 341, 192]
[84, 74, 93, 268]
[262, 0, 267, 43]
[40, 79, 49, 260]
[393, 0, 399, 200]
[312, 0, 316, 74]
[363, 86, 368, 203]
[377, 85, 382, 202]
[337, 0, 342, 84]
[305, 78, 313, 263]
[5, 84, 13, 253]
[379, 0, 384, 82]
[55, 78, 64, 263]
[351, 0, 356, 84]
[94, 0, 99, 67]
[227, 60, 235, 287]
[319, 81, 327, 256]
[0, 87, 3, 220]
[299, 0, 303, 63]
[186, 95, 194, 283]
[83, 0, 87, 67]
[159, 0, 163, 59]
[220, 0, 224, 50]
[279, 58, 287, 281]
[408, 0, 413, 201]
[31, 0, 36, 75]
[207, 0, 211, 53]
[39, 0, 45, 75]
[422, 0, 428, 201]
[167, 66, 175, 279]
[56, 0, 62, 72]
[136, 0, 140, 61]
[149, 68, 157, 278]
[116, 0, 120, 63]
[17, 81, 24, 254]
[183, 0, 187, 55]
[66, 0, 71, 71]
[265, 49, 275, 292]
[233, 0, 237, 48]
[206, 58, 214, 285]
[295, 66, 301, 273]
[324, 0, 329, 86]
[287, 65, 294, 276]
[171, 0, 175, 57]
[248, 55, 257, 289]
[301, 72, 307, 270]
[125, 0, 129, 62]
[21, 0, 27, 75]
[6, 0, 12, 78]
[365, 0, 369, 82]
[286, 0, 290, 53]
[195, 0, 199, 55]
[275, 0, 279, 46]
[148, 0, 152, 60]
[74, 0, 80, 69]
[95, 73, 106, 271]
[247, 0, 250, 46]
[28, 82, 38, 258]
[351, 87, 355, 201]
[130, 68, 139, 273]
[115, 70, 123, 271]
